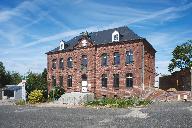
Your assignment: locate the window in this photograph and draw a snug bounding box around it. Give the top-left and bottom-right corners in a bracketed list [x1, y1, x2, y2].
[52, 76, 56, 87]
[126, 73, 133, 87]
[59, 76, 63, 87]
[67, 75, 72, 87]
[59, 40, 65, 50]
[101, 53, 108, 66]
[52, 59, 57, 69]
[67, 57, 73, 68]
[101, 74, 107, 87]
[113, 74, 119, 88]
[59, 58, 64, 70]
[126, 49, 133, 64]
[112, 30, 119, 42]
[81, 55, 87, 68]
[114, 52, 120, 65]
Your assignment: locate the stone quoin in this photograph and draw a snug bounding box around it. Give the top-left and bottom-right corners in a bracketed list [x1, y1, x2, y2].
[46, 26, 156, 98]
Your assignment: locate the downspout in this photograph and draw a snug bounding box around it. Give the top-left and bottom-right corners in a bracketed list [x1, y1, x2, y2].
[94, 46, 97, 98]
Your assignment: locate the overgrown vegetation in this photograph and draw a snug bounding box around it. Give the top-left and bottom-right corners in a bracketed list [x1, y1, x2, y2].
[49, 86, 65, 100]
[28, 90, 44, 104]
[15, 99, 26, 105]
[85, 97, 152, 108]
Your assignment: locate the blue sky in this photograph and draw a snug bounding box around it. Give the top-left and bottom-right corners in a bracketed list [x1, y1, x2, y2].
[0, 0, 191, 75]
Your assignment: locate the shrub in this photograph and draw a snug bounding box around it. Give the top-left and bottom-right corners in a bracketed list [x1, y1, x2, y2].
[15, 99, 26, 105]
[28, 90, 44, 104]
[85, 97, 152, 108]
[48, 86, 65, 100]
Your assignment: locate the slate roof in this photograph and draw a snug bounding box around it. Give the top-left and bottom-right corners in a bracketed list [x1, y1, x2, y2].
[2, 85, 22, 91]
[46, 26, 144, 54]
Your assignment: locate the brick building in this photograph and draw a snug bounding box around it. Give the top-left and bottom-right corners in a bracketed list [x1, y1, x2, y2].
[46, 26, 156, 98]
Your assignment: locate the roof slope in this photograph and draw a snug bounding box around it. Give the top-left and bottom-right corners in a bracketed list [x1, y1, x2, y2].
[47, 26, 143, 53]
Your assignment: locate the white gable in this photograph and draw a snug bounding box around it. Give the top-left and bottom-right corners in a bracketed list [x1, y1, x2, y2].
[59, 40, 65, 50]
[112, 30, 119, 42]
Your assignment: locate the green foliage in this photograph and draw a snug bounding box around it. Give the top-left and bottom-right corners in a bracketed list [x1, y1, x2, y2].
[168, 40, 192, 72]
[49, 86, 65, 100]
[28, 90, 44, 104]
[26, 68, 48, 99]
[15, 99, 26, 105]
[0, 62, 22, 88]
[85, 97, 152, 108]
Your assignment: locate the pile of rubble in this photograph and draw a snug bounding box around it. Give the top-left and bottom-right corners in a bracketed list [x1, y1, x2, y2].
[142, 88, 191, 102]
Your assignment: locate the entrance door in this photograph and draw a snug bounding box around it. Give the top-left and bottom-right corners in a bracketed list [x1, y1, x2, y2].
[81, 74, 88, 93]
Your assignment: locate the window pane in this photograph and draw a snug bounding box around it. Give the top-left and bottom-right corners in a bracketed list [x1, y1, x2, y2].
[52, 76, 56, 87]
[114, 52, 120, 65]
[82, 55, 87, 67]
[113, 74, 119, 88]
[59, 58, 64, 69]
[101, 53, 108, 66]
[67, 75, 72, 87]
[52, 59, 57, 69]
[59, 76, 63, 87]
[101, 74, 107, 87]
[67, 57, 73, 68]
[126, 50, 133, 64]
[126, 73, 133, 87]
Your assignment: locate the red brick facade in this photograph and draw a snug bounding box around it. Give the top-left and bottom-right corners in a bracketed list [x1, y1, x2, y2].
[47, 38, 156, 98]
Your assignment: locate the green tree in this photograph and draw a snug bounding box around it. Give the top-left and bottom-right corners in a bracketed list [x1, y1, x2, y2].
[10, 72, 22, 84]
[0, 62, 11, 88]
[168, 40, 192, 72]
[25, 69, 48, 98]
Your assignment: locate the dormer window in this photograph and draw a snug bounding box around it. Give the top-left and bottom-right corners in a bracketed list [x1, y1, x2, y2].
[59, 40, 65, 50]
[112, 30, 119, 42]
[81, 39, 88, 47]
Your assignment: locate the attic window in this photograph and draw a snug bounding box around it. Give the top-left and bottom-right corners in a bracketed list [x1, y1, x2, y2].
[112, 30, 119, 42]
[59, 41, 65, 50]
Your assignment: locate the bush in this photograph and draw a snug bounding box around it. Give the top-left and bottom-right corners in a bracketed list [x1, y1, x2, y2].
[49, 86, 65, 100]
[28, 90, 44, 104]
[85, 97, 152, 108]
[15, 99, 26, 105]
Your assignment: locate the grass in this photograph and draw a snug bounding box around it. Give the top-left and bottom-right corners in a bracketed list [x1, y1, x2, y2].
[15, 99, 26, 105]
[85, 97, 152, 108]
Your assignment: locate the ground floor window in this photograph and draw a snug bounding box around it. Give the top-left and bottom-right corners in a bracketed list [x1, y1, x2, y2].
[59, 76, 63, 87]
[52, 76, 56, 87]
[67, 75, 72, 87]
[113, 74, 119, 88]
[101, 74, 107, 87]
[126, 73, 133, 87]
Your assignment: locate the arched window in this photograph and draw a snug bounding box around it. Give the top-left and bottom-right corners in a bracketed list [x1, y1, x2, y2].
[101, 53, 108, 66]
[67, 57, 73, 68]
[126, 49, 133, 64]
[112, 30, 119, 42]
[126, 73, 133, 87]
[101, 74, 107, 87]
[81, 55, 87, 67]
[52, 76, 56, 87]
[67, 75, 72, 87]
[59, 76, 63, 87]
[59, 58, 64, 70]
[114, 52, 120, 65]
[59, 41, 65, 50]
[52, 59, 57, 69]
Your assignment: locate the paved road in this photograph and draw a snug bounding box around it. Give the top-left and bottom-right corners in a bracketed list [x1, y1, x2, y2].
[0, 102, 192, 128]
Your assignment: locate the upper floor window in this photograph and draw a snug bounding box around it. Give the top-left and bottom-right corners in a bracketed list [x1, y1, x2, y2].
[126, 49, 133, 64]
[113, 74, 119, 88]
[59, 58, 64, 70]
[126, 73, 133, 87]
[112, 30, 119, 42]
[101, 74, 107, 87]
[114, 52, 120, 65]
[52, 59, 57, 69]
[67, 75, 72, 87]
[101, 53, 108, 66]
[81, 55, 87, 68]
[67, 57, 73, 68]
